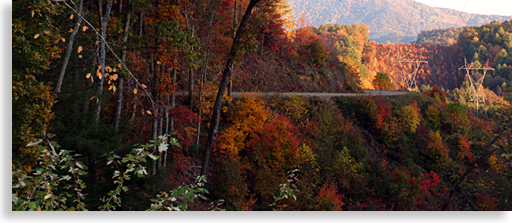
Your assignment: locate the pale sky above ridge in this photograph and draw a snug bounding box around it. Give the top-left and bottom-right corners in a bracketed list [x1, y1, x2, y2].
[415, 0, 512, 17]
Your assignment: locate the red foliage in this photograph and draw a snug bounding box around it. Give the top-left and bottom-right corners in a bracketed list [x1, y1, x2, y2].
[389, 167, 447, 210]
[476, 193, 498, 211]
[170, 105, 199, 126]
[373, 96, 392, 130]
[315, 181, 345, 211]
[248, 115, 301, 171]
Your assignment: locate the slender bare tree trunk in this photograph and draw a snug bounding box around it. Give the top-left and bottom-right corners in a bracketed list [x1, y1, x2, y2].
[201, 0, 261, 177]
[197, 0, 218, 147]
[55, 0, 83, 94]
[94, 0, 114, 124]
[151, 59, 159, 175]
[114, 0, 133, 133]
[228, 0, 238, 98]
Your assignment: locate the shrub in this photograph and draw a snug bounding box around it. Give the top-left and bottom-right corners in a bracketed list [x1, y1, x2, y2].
[400, 102, 422, 132]
[304, 39, 329, 67]
[372, 71, 394, 90]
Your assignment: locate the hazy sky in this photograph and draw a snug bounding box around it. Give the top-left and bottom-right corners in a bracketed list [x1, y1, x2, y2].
[415, 0, 512, 16]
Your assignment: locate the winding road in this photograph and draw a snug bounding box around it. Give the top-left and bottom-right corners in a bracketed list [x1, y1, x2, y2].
[228, 90, 412, 98]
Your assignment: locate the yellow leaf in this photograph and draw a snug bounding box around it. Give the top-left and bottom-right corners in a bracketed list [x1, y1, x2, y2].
[109, 85, 112, 91]
[70, 14, 74, 19]
[118, 63, 122, 68]
[36, 207, 41, 211]
[79, 55, 82, 58]
[34, 34, 40, 39]
[86, 73, 91, 79]
[133, 88, 138, 94]
[157, 61, 161, 65]
[97, 71, 103, 80]
[31, 11, 34, 17]
[108, 80, 111, 85]
[95, 40, 100, 45]
[78, 46, 83, 53]
[44, 30, 49, 35]
[147, 110, 152, 115]
[105, 66, 112, 73]
[69, 28, 73, 33]
[113, 85, 116, 93]
[90, 96, 95, 101]
[113, 68, 117, 73]
[142, 84, 147, 89]
[61, 37, 66, 42]
[83, 26, 88, 32]
[113, 74, 118, 81]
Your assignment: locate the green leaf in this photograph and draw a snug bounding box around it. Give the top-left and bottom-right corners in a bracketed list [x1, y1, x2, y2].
[169, 137, 181, 147]
[148, 153, 158, 160]
[29, 202, 37, 210]
[12, 194, 19, 204]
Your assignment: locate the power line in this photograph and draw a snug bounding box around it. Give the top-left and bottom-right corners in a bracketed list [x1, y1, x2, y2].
[454, 0, 469, 27]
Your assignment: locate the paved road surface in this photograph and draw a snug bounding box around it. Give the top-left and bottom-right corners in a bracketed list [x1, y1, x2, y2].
[228, 90, 411, 98]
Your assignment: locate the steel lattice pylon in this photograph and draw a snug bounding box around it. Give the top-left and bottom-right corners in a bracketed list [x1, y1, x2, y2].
[394, 49, 428, 92]
[459, 59, 495, 110]
[398, 58, 428, 92]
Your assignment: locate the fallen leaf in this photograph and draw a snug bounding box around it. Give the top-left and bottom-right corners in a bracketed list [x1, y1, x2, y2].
[78, 46, 83, 53]
[61, 37, 66, 43]
[34, 34, 40, 39]
[142, 84, 147, 89]
[70, 14, 74, 19]
[133, 89, 138, 94]
[83, 26, 88, 32]
[147, 110, 152, 115]
[118, 63, 122, 68]
[79, 55, 82, 58]
[86, 73, 91, 79]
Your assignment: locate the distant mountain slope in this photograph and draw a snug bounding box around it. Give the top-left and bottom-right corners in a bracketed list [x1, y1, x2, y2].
[287, 0, 511, 43]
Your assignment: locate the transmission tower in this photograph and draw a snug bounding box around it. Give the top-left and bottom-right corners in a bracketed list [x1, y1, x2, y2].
[459, 59, 495, 110]
[396, 53, 428, 92]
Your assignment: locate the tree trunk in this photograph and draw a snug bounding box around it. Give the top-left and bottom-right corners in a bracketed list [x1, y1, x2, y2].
[114, 0, 133, 133]
[197, 0, 217, 147]
[189, 68, 194, 109]
[201, 0, 261, 177]
[151, 59, 159, 175]
[94, 0, 114, 124]
[55, 0, 83, 94]
[228, 0, 238, 98]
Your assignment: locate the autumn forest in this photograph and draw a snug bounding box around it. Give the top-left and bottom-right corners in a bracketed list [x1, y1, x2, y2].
[12, 0, 512, 211]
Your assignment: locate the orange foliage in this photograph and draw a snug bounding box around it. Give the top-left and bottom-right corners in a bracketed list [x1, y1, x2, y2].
[457, 135, 472, 162]
[215, 94, 268, 158]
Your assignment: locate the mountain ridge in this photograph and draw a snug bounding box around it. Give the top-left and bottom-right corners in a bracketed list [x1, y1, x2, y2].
[287, 0, 511, 43]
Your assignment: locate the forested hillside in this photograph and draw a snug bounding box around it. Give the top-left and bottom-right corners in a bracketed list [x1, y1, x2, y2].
[414, 20, 512, 94]
[12, 0, 512, 211]
[287, 0, 510, 43]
